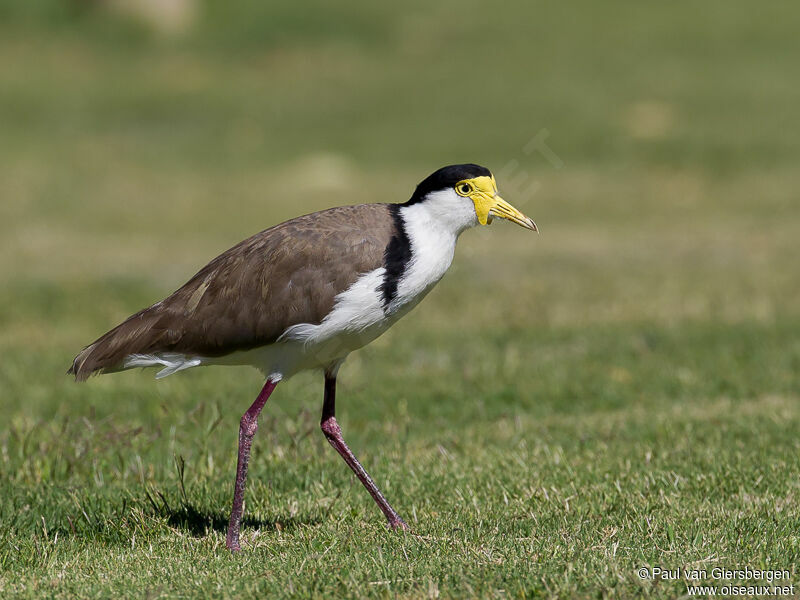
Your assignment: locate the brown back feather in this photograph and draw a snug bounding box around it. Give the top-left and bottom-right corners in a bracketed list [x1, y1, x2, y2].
[68, 204, 395, 381]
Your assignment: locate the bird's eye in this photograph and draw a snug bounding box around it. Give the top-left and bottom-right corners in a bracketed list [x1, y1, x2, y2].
[457, 183, 473, 195]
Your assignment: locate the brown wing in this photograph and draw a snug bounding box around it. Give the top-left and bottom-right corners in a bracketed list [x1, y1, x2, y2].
[69, 204, 395, 380]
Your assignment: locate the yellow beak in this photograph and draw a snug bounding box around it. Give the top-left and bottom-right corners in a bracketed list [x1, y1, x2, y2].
[487, 196, 538, 232]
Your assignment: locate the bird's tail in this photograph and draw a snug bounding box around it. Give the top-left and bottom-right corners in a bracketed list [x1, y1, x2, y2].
[67, 307, 165, 381]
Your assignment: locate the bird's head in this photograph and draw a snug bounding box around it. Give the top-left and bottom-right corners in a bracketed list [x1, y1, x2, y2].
[404, 164, 537, 234]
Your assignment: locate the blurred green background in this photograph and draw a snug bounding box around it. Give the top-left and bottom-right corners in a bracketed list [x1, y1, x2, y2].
[1, 1, 799, 598]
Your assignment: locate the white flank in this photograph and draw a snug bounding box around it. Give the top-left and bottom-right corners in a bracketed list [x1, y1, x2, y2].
[279, 268, 388, 346]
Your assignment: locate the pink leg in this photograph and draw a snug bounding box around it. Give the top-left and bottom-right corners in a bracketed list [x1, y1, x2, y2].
[320, 372, 409, 531]
[226, 379, 278, 551]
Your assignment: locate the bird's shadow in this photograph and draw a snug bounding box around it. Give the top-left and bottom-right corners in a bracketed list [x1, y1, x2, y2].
[165, 502, 320, 537]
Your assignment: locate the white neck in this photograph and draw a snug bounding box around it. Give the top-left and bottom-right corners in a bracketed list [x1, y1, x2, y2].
[404, 189, 479, 237]
[392, 194, 476, 311]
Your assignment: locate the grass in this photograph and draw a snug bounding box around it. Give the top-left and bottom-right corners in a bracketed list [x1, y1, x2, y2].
[2, 1, 800, 598]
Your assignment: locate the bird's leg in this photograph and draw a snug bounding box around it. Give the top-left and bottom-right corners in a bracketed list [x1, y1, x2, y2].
[320, 372, 409, 531]
[226, 378, 278, 552]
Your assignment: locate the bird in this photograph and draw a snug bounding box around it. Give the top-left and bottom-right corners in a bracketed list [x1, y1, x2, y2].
[68, 163, 537, 551]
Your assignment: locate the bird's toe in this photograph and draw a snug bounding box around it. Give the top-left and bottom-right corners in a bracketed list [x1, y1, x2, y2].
[388, 518, 412, 533]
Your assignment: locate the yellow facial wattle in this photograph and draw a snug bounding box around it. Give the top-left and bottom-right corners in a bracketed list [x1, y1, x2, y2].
[454, 175, 538, 231]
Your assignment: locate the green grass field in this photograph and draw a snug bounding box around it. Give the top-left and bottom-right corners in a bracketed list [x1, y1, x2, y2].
[2, 1, 799, 598]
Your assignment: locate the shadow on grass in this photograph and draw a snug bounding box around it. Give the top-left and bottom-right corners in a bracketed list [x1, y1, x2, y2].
[165, 502, 321, 537]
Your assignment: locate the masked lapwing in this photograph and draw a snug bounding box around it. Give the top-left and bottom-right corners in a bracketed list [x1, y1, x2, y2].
[68, 163, 537, 551]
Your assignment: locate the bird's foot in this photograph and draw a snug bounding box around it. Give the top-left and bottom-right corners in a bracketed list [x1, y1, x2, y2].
[388, 517, 411, 532]
[226, 533, 242, 552]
